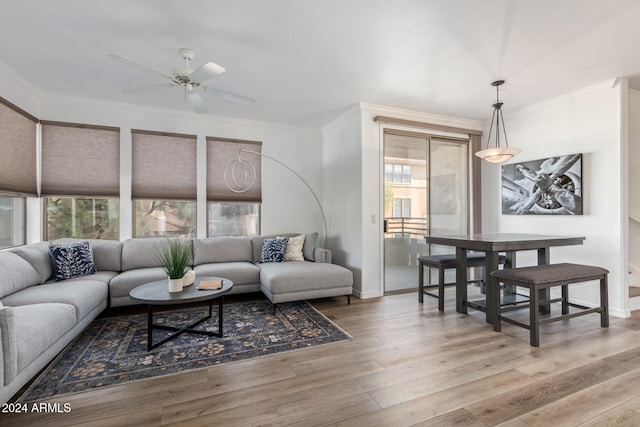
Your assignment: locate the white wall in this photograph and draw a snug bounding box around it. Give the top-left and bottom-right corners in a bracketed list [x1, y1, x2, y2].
[629, 89, 640, 281]
[322, 105, 363, 295]
[483, 80, 628, 317]
[0, 63, 325, 244]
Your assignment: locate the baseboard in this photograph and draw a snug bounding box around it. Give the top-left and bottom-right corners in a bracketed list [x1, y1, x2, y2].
[352, 288, 383, 299]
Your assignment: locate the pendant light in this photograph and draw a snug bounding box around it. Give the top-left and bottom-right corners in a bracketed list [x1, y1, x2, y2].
[475, 80, 520, 164]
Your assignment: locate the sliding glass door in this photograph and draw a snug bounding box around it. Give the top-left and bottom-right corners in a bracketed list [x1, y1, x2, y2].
[383, 130, 469, 293]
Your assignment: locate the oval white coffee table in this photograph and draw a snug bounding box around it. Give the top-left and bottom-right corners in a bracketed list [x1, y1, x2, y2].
[129, 276, 233, 351]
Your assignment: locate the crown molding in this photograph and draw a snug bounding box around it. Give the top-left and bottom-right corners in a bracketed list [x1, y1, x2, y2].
[509, 79, 618, 118]
[38, 92, 318, 131]
[360, 102, 483, 131]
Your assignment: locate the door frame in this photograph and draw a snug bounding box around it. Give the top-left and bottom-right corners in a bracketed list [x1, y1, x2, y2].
[379, 123, 480, 294]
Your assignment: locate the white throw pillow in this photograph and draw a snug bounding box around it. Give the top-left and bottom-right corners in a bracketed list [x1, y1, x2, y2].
[278, 234, 305, 261]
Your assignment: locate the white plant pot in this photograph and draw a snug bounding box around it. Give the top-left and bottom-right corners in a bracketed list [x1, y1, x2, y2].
[181, 269, 196, 287]
[168, 278, 183, 293]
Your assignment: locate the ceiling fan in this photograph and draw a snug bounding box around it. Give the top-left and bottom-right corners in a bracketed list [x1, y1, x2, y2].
[108, 48, 255, 113]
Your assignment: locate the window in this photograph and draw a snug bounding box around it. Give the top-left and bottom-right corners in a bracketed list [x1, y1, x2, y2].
[0, 98, 36, 248]
[208, 202, 260, 237]
[0, 195, 25, 248]
[206, 137, 262, 236]
[45, 198, 119, 240]
[0, 97, 38, 197]
[393, 198, 411, 217]
[132, 130, 197, 238]
[385, 164, 411, 183]
[41, 122, 120, 197]
[134, 200, 196, 238]
[41, 122, 121, 240]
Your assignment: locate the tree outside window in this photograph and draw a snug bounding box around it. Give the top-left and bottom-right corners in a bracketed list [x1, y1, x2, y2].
[46, 198, 119, 240]
[134, 200, 196, 238]
[208, 202, 259, 237]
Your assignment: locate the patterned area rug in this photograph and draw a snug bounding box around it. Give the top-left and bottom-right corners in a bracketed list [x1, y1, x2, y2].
[19, 300, 351, 402]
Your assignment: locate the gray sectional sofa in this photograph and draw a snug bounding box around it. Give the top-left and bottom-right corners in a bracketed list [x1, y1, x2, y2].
[0, 234, 352, 403]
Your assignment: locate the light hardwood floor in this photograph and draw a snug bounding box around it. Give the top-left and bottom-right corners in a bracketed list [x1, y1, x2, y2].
[3, 290, 640, 426]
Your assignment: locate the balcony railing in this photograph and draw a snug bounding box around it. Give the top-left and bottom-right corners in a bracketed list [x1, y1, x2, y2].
[384, 217, 428, 238]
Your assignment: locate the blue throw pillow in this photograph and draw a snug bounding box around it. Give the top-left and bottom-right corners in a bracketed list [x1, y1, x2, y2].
[259, 238, 288, 263]
[49, 241, 97, 281]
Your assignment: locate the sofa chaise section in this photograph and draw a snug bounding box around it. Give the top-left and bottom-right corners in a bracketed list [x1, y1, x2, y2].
[250, 234, 353, 306]
[258, 261, 353, 304]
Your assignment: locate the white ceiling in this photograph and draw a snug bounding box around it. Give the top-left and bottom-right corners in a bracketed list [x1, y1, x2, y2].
[2, 0, 640, 127]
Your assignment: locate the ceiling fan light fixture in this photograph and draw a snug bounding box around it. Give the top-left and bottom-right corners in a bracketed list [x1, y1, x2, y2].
[171, 67, 191, 77]
[475, 80, 520, 164]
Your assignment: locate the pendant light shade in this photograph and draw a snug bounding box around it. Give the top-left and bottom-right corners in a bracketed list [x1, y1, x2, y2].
[475, 80, 520, 164]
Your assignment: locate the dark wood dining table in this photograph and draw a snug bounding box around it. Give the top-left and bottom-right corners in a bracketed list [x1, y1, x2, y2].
[424, 233, 585, 330]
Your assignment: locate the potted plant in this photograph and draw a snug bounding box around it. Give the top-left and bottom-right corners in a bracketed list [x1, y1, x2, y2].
[157, 239, 192, 292]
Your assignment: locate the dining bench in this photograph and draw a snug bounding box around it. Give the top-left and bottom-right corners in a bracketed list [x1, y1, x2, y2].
[490, 263, 609, 346]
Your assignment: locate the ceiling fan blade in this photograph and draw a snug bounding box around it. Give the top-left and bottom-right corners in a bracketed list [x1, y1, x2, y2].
[203, 86, 256, 105]
[190, 61, 226, 82]
[108, 54, 175, 81]
[122, 83, 178, 94]
[186, 92, 208, 113]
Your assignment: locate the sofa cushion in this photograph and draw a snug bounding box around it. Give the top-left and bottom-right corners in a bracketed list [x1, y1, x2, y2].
[108, 266, 167, 300]
[0, 303, 76, 382]
[259, 238, 288, 263]
[193, 236, 252, 265]
[53, 238, 123, 272]
[44, 270, 118, 286]
[259, 261, 353, 294]
[121, 238, 192, 271]
[251, 234, 294, 263]
[0, 252, 42, 299]
[1, 280, 108, 322]
[303, 232, 318, 261]
[193, 262, 260, 286]
[10, 242, 53, 284]
[278, 234, 305, 261]
[49, 241, 97, 281]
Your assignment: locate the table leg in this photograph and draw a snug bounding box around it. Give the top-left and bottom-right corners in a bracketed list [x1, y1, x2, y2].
[537, 247, 551, 314]
[218, 296, 224, 336]
[484, 251, 500, 329]
[144, 299, 224, 351]
[600, 276, 609, 327]
[147, 304, 153, 352]
[455, 247, 468, 314]
[503, 251, 517, 296]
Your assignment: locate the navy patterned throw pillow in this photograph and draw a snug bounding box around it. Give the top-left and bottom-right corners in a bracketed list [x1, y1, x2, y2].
[259, 238, 288, 263]
[49, 241, 97, 281]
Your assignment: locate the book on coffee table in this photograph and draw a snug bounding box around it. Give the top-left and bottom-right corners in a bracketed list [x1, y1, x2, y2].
[197, 279, 223, 290]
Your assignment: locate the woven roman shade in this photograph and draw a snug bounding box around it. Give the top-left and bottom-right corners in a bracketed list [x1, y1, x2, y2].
[41, 121, 120, 197]
[132, 130, 197, 200]
[0, 98, 38, 196]
[207, 137, 262, 202]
